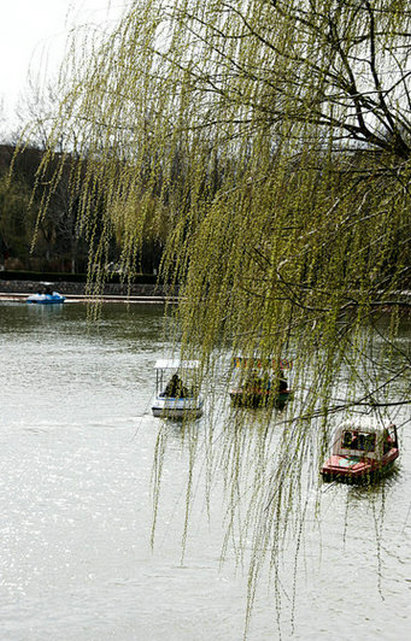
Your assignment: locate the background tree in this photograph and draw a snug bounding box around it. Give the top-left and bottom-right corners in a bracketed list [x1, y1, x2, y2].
[0, 169, 34, 266]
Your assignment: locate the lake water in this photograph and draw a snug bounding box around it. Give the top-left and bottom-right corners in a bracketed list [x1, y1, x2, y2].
[0, 302, 409, 640]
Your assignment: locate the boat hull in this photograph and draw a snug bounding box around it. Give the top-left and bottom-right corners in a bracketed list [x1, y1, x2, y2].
[229, 388, 292, 409]
[151, 396, 204, 419]
[26, 294, 65, 304]
[321, 449, 399, 484]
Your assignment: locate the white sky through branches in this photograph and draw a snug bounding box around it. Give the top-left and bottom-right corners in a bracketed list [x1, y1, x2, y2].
[0, 0, 124, 131]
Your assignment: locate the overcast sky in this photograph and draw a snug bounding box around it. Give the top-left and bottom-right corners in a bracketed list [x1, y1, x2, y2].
[0, 0, 124, 131]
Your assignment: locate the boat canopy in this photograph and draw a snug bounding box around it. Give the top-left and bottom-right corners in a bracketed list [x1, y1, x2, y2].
[232, 356, 293, 370]
[232, 356, 293, 372]
[331, 422, 397, 459]
[154, 359, 201, 370]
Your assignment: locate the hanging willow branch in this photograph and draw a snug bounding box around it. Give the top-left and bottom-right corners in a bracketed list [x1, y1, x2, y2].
[25, 0, 411, 636]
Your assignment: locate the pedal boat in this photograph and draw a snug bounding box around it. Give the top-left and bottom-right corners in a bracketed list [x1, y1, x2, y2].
[26, 291, 66, 304]
[151, 359, 204, 420]
[26, 283, 65, 304]
[229, 356, 293, 410]
[321, 423, 399, 483]
[229, 387, 292, 410]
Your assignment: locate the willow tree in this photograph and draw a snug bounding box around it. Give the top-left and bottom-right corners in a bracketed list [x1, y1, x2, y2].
[33, 0, 410, 633]
[38, 0, 410, 415]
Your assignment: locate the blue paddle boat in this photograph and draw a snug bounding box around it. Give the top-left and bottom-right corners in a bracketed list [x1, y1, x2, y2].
[26, 283, 65, 305]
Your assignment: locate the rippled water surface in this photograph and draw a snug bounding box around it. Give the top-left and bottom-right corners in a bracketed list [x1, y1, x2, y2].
[0, 302, 409, 640]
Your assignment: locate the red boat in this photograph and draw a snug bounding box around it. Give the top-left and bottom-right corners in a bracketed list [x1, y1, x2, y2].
[321, 423, 399, 483]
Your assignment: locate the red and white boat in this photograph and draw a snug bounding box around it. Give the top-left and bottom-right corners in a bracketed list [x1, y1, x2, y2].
[321, 423, 399, 483]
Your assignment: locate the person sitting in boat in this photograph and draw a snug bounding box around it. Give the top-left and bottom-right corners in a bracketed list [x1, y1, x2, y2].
[164, 373, 189, 398]
[245, 369, 263, 393]
[383, 428, 394, 454]
[278, 372, 288, 392]
[263, 374, 272, 392]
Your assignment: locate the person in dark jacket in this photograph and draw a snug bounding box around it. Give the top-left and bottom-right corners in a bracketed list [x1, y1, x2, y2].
[164, 374, 189, 397]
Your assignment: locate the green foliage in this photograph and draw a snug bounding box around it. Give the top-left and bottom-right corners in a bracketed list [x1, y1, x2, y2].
[38, 0, 410, 374]
[0, 172, 34, 259]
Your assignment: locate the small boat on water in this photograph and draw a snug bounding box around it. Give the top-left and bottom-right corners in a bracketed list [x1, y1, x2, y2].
[229, 387, 292, 409]
[26, 283, 65, 305]
[151, 359, 204, 419]
[321, 422, 399, 483]
[229, 356, 293, 409]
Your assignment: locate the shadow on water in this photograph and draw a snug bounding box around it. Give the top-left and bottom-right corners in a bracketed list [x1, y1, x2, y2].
[345, 466, 403, 498]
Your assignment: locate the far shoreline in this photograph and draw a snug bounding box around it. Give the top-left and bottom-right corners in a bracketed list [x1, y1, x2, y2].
[0, 274, 175, 304]
[0, 292, 175, 304]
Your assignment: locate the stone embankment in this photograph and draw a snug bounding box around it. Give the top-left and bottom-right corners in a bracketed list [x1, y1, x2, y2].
[0, 279, 176, 304]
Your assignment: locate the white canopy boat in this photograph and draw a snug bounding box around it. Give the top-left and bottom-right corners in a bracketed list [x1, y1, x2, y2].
[151, 359, 204, 419]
